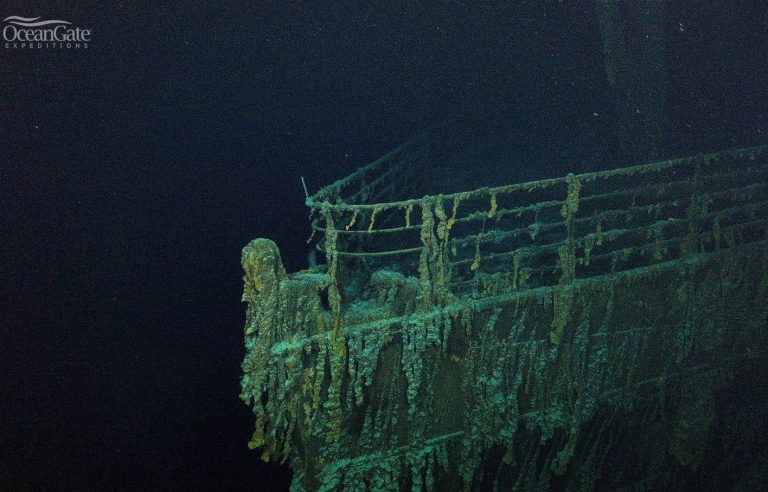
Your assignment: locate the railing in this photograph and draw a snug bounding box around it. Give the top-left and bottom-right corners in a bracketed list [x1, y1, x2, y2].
[307, 136, 768, 307]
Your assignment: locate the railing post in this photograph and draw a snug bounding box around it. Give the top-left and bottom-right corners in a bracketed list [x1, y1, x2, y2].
[551, 173, 581, 345]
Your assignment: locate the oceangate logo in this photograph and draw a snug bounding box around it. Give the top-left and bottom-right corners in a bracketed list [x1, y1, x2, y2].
[3, 16, 91, 49]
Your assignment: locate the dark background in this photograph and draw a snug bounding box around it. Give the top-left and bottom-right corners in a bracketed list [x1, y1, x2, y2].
[1, 2, 766, 490]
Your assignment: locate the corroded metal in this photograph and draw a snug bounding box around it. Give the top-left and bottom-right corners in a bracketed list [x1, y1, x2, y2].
[242, 137, 768, 490]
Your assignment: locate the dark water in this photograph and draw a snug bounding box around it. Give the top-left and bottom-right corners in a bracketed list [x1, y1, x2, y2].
[2, 2, 767, 490]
